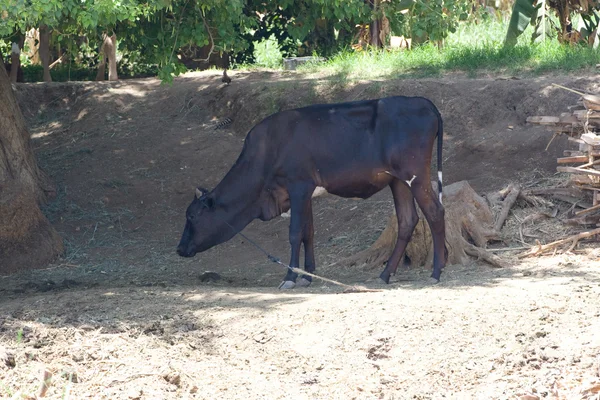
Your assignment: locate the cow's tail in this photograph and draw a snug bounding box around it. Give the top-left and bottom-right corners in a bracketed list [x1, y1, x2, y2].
[436, 112, 444, 205]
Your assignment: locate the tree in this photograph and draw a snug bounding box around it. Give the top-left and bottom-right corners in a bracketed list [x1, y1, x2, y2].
[96, 32, 118, 81]
[0, 55, 63, 274]
[505, 0, 600, 47]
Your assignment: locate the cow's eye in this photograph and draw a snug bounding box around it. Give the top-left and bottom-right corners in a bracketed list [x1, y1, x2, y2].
[188, 214, 195, 221]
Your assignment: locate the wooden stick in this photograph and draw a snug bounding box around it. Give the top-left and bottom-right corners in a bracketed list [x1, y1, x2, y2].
[546, 132, 560, 151]
[49, 53, 67, 69]
[463, 240, 508, 268]
[552, 83, 588, 96]
[557, 166, 600, 177]
[557, 156, 589, 164]
[494, 184, 520, 232]
[578, 158, 600, 169]
[489, 246, 530, 252]
[574, 203, 600, 217]
[551, 84, 600, 104]
[38, 370, 53, 398]
[518, 227, 600, 258]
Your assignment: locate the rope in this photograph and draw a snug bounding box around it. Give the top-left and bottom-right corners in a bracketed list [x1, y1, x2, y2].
[223, 220, 381, 293]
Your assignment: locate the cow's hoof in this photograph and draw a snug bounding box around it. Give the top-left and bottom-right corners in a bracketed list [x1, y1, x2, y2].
[278, 280, 296, 290]
[428, 277, 440, 285]
[378, 277, 389, 285]
[297, 277, 311, 287]
[379, 273, 391, 284]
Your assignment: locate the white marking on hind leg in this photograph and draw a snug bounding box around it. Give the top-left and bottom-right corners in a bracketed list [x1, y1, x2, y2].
[312, 186, 328, 198]
[438, 171, 443, 204]
[405, 175, 417, 187]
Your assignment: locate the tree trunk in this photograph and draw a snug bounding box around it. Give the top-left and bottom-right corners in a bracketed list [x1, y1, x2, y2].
[39, 25, 52, 82]
[0, 55, 63, 274]
[367, 0, 390, 48]
[9, 36, 24, 83]
[25, 28, 40, 65]
[107, 33, 118, 81]
[96, 32, 118, 81]
[370, 18, 382, 47]
[342, 181, 506, 272]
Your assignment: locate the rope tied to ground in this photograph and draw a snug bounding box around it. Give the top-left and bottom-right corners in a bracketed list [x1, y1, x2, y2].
[224, 221, 381, 293]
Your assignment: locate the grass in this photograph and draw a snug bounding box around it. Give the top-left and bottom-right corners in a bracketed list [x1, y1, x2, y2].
[297, 16, 600, 80]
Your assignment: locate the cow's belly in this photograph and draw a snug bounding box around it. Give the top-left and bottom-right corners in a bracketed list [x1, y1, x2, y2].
[319, 170, 393, 199]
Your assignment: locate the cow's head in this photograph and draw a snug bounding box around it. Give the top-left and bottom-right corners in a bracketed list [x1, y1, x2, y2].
[176, 187, 237, 257]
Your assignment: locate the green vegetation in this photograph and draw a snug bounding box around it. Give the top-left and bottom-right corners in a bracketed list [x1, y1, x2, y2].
[299, 17, 600, 80]
[1, 1, 598, 83]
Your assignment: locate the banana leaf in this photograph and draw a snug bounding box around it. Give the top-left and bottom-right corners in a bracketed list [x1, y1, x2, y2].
[504, 0, 538, 46]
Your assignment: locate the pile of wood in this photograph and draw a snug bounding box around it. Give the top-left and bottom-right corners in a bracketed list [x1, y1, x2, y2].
[557, 133, 600, 211]
[516, 84, 600, 257]
[526, 84, 600, 140]
[527, 84, 600, 219]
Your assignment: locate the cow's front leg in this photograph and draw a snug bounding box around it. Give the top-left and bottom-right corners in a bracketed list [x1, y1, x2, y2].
[297, 200, 315, 287]
[279, 183, 314, 290]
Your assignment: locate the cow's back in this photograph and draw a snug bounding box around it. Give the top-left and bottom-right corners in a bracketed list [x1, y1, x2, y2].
[249, 96, 441, 199]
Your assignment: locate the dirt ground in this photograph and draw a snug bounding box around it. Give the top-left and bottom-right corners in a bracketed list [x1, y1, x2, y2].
[1, 71, 600, 399]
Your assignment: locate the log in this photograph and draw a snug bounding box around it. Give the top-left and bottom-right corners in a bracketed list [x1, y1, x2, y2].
[494, 184, 520, 232]
[463, 240, 508, 268]
[557, 156, 589, 164]
[518, 227, 600, 258]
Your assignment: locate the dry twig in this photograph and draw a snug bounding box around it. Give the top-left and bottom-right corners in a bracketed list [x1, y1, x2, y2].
[37, 369, 53, 398]
[518, 227, 600, 258]
[462, 240, 508, 268]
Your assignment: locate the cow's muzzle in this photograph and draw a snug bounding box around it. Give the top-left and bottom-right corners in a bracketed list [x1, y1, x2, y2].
[176, 245, 196, 257]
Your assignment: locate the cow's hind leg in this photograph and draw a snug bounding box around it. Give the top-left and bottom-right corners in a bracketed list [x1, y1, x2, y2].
[411, 179, 446, 283]
[279, 183, 314, 290]
[380, 179, 419, 284]
[297, 200, 315, 287]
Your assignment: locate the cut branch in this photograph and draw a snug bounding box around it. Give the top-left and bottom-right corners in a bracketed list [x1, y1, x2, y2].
[518, 227, 600, 258]
[463, 239, 508, 268]
[49, 52, 67, 69]
[494, 184, 520, 232]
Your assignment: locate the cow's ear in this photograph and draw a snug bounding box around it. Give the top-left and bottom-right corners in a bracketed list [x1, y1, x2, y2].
[195, 187, 209, 199]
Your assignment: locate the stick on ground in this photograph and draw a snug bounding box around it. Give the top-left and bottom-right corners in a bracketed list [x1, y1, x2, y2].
[463, 239, 508, 268]
[518, 227, 600, 258]
[495, 184, 520, 232]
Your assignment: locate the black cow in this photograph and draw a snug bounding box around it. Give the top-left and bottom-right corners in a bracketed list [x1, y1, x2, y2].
[177, 96, 446, 288]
